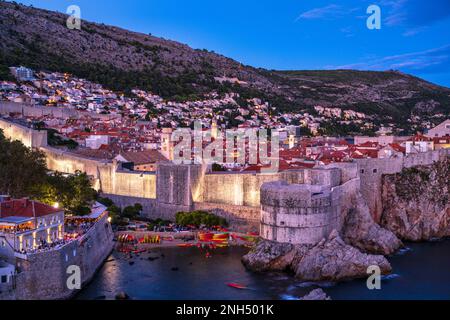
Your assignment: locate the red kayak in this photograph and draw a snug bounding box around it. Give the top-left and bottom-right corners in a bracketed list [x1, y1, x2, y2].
[227, 283, 247, 290]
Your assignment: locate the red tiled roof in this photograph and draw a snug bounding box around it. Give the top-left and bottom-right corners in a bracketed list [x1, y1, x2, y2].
[119, 150, 169, 165]
[389, 143, 406, 153]
[411, 134, 433, 142]
[433, 137, 450, 144]
[357, 141, 379, 148]
[0, 199, 62, 218]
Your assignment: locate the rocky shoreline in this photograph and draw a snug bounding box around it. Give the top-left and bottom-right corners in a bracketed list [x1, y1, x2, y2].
[242, 230, 392, 282]
[243, 159, 450, 292]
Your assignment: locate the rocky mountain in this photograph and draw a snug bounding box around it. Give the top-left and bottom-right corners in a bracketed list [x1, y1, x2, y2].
[1, 1, 449, 122]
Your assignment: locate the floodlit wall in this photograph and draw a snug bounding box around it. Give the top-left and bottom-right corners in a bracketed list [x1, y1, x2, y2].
[0, 118, 47, 148]
[0, 101, 119, 120]
[2, 117, 448, 228]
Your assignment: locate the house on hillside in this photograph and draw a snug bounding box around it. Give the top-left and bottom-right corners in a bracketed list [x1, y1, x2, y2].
[426, 119, 450, 138]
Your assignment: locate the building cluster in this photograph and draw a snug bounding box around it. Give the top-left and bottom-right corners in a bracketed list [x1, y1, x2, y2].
[1, 66, 385, 139]
[1, 66, 449, 174]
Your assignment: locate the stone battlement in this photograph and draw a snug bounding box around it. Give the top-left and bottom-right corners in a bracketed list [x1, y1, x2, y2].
[1, 117, 448, 232]
[260, 181, 342, 244]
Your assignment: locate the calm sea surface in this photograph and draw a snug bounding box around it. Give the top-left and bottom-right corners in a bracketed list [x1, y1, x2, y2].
[78, 240, 450, 300]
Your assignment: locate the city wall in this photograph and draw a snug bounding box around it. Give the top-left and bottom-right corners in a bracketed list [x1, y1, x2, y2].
[0, 118, 47, 148]
[1, 117, 448, 228]
[41, 147, 157, 199]
[0, 101, 120, 120]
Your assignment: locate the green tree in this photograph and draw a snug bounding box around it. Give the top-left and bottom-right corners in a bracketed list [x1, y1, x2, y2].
[32, 171, 97, 216]
[121, 203, 143, 220]
[0, 129, 48, 197]
[176, 211, 228, 228]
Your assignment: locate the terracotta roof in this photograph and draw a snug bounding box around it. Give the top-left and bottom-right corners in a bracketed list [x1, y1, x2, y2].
[119, 150, 169, 165]
[389, 143, 406, 153]
[411, 134, 433, 142]
[0, 199, 62, 219]
[357, 141, 379, 148]
[433, 137, 450, 144]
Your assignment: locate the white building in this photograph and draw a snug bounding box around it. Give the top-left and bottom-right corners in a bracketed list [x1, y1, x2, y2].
[426, 119, 450, 138]
[10, 66, 35, 82]
[85, 135, 110, 149]
[405, 135, 434, 154]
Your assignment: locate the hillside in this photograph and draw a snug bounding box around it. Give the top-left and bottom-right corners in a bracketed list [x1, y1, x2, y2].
[1, 1, 449, 123]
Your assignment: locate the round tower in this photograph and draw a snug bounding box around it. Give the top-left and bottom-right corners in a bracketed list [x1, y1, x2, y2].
[260, 181, 341, 245]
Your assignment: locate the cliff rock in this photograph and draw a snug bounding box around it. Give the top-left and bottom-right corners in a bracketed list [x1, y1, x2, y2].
[381, 159, 450, 241]
[293, 230, 391, 281]
[243, 231, 392, 282]
[241, 240, 299, 272]
[342, 194, 403, 255]
[301, 289, 331, 301]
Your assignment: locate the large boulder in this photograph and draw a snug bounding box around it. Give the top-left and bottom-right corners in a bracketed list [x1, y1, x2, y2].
[242, 240, 297, 272]
[342, 194, 403, 255]
[243, 231, 392, 283]
[294, 230, 392, 282]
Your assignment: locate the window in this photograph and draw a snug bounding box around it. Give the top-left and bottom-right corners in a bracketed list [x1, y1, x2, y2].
[373, 169, 378, 174]
[1, 275, 7, 283]
[361, 169, 365, 174]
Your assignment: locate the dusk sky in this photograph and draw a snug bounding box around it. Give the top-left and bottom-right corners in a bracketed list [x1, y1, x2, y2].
[17, 0, 450, 87]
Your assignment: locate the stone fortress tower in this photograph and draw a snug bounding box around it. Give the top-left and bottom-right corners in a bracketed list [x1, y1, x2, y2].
[260, 181, 341, 244]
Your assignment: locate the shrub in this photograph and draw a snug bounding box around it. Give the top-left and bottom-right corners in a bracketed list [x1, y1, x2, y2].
[176, 211, 228, 228]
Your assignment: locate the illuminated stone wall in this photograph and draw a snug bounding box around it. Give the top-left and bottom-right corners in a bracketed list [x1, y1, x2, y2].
[0, 101, 119, 121]
[112, 170, 156, 199]
[0, 118, 47, 148]
[201, 168, 340, 208]
[3, 117, 447, 230]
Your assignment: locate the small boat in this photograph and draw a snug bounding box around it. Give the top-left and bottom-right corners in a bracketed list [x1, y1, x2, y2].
[227, 283, 247, 290]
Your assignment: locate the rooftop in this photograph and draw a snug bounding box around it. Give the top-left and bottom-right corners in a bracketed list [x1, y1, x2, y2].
[0, 198, 62, 219]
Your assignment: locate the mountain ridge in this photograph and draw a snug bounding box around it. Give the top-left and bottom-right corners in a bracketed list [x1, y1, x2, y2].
[1, 1, 449, 123]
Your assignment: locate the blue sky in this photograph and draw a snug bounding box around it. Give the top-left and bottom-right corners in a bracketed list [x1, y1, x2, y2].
[17, 0, 450, 87]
